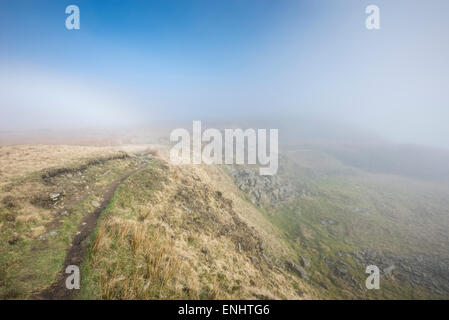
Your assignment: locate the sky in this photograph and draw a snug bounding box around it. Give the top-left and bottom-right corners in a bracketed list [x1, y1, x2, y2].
[1, 0, 448, 148]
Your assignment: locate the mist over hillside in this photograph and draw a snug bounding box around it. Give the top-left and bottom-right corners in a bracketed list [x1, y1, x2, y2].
[206, 115, 449, 184]
[1, 0, 449, 304]
[2, 114, 449, 184]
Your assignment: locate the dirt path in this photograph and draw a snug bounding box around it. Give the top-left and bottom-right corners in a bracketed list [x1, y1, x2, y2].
[35, 162, 147, 300]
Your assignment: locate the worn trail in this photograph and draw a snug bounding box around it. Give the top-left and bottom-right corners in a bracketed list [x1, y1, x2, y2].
[36, 162, 147, 300]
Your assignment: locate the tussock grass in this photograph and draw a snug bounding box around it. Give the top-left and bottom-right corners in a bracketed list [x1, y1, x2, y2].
[0, 145, 133, 187]
[0, 145, 146, 299]
[80, 162, 190, 299]
[88, 218, 181, 299]
[79, 160, 314, 299]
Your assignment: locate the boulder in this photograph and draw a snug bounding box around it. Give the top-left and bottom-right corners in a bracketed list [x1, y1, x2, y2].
[299, 255, 311, 268]
[39, 231, 58, 240]
[286, 261, 309, 280]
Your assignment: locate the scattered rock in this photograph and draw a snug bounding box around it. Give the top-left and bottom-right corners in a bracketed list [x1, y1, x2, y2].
[4, 213, 16, 222]
[250, 256, 258, 264]
[2, 196, 19, 209]
[231, 168, 300, 206]
[320, 219, 337, 226]
[383, 265, 396, 276]
[325, 258, 361, 290]
[318, 281, 329, 290]
[39, 231, 58, 240]
[353, 207, 371, 215]
[181, 204, 191, 213]
[351, 250, 449, 295]
[286, 261, 309, 280]
[49, 193, 62, 201]
[8, 233, 20, 245]
[299, 255, 311, 268]
[91, 200, 100, 208]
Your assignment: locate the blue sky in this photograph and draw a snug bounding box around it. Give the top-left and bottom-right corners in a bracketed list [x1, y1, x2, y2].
[1, 0, 449, 148]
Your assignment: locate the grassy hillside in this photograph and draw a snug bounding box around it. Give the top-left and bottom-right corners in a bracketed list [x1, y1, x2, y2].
[231, 149, 449, 299]
[78, 159, 316, 299]
[0, 145, 149, 299]
[1, 144, 448, 299]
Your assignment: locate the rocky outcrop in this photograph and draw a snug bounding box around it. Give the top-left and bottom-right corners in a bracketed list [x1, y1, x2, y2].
[351, 250, 449, 296]
[325, 258, 363, 290]
[286, 261, 309, 280]
[299, 255, 311, 268]
[231, 168, 302, 206]
[39, 231, 58, 240]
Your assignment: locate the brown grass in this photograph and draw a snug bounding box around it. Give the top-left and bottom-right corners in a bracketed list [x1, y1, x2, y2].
[0, 144, 151, 299]
[80, 159, 316, 300]
[90, 218, 181, 299]
[0, 145, 149, 187]
[144, 147, 160, 157]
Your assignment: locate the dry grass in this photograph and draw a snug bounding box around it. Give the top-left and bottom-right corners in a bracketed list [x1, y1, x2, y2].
[143, 147, 160, 157]
[80, 159, 316, 300]
[89, 218, 181, 299]
[0, 144, 149, 299]
[0, 144, 149, 187]
[1, 143, 316, 300]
